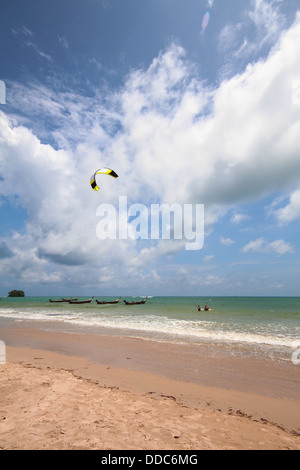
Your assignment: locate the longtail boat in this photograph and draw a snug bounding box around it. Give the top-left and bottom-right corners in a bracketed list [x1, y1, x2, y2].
[69, 297, 94, 304]
[124, 297, 148, 305]
[49, 298, 78, 303]
[96, 297, 121, 305]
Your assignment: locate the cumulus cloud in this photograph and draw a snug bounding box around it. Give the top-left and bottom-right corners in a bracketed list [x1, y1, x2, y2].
[275, 189, 300, 224]
[1, 14, 300, 289]
[0, 241, 13, 259]
[200, 15, 300, 206]
[242, 237, 294, 255]
[220, 237, 235, 246]
[231, 212, 250, 225]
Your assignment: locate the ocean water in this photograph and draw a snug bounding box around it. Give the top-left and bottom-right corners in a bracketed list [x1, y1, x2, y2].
[0, 296, 299, 362]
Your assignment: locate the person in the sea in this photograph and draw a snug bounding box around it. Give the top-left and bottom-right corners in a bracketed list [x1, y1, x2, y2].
[197, 305, 201, 311]
[204, 304, 209, 311]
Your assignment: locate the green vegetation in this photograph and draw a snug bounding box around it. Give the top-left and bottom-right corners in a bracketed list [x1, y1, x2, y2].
[8, 290, 25, 297]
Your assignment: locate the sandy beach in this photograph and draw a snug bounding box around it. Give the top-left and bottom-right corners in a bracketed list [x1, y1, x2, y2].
[0, 326, 299, 450]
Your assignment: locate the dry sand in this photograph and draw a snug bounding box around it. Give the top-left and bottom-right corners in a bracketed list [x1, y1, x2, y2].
[0, 341, 299, 450]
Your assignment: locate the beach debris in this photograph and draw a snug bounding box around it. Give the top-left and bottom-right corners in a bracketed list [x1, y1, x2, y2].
[161, 394, 177, 402]
[90, 167, 119, 191]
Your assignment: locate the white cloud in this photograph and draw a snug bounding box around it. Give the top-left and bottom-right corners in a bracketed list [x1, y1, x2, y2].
[12, 25, 53, 63]
[1, 15, 300, 290]
[218, 22, 244, 55]
[7, 16, 300, 208]
[204, 255, 215, 263]
[275, 189, 300, 224]
[248, 0, 285, 42]
[218, 0, 286, 76]
[151, 269, 161, 282]
[202, 275, 225, 286]
[12, 25, 34, 39]
[242, 237, 294, 255]
[231, 213, 250, 224]
[199, 15, 300, 205]
[58, 35, 69, 50]
[220, 237, 235, 246]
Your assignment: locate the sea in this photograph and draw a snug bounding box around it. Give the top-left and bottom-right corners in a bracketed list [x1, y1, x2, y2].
[0, 296, 299, 363]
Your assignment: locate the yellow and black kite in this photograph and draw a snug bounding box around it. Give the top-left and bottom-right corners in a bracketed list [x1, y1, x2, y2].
[90, 168, 119, 191]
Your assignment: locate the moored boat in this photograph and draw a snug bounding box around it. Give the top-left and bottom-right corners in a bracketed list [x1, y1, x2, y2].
[69, 298, 94, 304]
[49, 298, 78, 303]
[124, 297, 148, 305]
[96, 297, 121, 305]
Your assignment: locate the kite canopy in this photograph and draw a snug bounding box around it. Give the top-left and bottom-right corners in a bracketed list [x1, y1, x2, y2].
[90, 167, 119, 191]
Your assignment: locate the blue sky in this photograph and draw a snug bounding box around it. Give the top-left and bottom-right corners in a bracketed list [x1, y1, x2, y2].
[0, 0, 300, 296]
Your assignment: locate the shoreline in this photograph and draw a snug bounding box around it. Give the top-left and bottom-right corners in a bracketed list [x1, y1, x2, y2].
[0, 324, 299, 450]
[0, 324, 298, 398]
[0, 346, 299, 450]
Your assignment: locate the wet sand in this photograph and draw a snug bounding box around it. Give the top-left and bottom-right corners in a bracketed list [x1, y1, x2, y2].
[0, 326, 299, 450]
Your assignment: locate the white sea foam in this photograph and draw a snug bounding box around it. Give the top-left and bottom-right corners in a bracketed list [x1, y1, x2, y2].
[0, 306, 298, 350]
